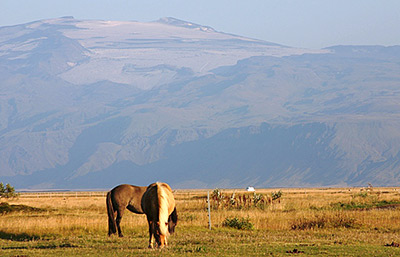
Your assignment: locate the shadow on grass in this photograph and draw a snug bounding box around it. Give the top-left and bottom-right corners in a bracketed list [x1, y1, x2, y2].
[2, 243, 78, 250]
[0, 231, 41, 241]
[0, 202, 47, 214]
[34, 243, 78, 249]
[0, 230, 79, 249]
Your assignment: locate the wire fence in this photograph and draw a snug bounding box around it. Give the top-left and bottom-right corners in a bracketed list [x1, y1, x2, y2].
[17, 191, 108, 198]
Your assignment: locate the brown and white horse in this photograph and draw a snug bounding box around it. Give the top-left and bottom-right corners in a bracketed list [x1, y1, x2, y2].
[141, 182, 177, 248]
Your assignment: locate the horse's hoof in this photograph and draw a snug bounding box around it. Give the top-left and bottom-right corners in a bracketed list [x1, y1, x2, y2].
[118, 234, 124, 238]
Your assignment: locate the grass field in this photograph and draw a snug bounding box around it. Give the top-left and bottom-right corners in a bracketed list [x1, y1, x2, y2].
[1, 187, 400, 256]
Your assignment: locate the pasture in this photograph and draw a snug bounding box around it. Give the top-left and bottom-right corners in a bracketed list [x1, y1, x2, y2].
[1, 187, 400, 256]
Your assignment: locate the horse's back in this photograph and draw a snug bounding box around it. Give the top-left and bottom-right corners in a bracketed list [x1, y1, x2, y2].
[157, 182, 175, 213]
[157, 182, 172, 192]
[141, 183, 158, 215]
[141, 182, 175, 216]
[110, 184, 147, 214]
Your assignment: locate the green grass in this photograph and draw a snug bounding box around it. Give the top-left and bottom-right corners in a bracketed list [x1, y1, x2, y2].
[2, 228, 400, 256]
[332, 200, 400, 211]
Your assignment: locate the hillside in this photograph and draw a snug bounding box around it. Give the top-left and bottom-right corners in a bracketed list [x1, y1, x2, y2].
[1, 17, 400, 189]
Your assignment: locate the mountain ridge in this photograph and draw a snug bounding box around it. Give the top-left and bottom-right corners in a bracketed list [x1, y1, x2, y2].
[1, 18, 399, 189]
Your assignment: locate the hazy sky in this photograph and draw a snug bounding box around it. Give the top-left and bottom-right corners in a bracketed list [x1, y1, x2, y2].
[1, 0, 399, 49]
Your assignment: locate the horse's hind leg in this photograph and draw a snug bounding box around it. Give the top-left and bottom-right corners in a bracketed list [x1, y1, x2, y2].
[116, 208, 125, 237]
[147, 220, 154, 249]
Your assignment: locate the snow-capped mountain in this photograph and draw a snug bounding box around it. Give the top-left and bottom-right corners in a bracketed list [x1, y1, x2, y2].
[10, 17, 323, 89]
[1, 17, 400, 189]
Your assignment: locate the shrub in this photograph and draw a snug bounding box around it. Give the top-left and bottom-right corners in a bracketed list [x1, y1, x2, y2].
[212, 188, 223, 200]
[229, 192, 236, 206]
[271, 190, 283, 201]
[210, 190, 270, 210]
[291, 212, 359, 230]
[291, 216, 327, 230]
[331, 215, 358, 228]
[253, 192, 263, 205]
[223, 217, 254, 230]
[0, 182, 19, 199]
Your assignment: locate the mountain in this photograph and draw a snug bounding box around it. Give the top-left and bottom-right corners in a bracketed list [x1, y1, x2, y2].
[1, 17, 400, 189]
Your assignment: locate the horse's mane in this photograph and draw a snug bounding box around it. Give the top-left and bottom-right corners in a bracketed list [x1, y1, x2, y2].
[156, 182, 170, 236]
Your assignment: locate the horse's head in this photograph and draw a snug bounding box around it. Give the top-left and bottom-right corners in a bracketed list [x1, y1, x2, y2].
[168, 218, 177, 234]
[154, 208, 177, 248]
[168, 207, 178, 234]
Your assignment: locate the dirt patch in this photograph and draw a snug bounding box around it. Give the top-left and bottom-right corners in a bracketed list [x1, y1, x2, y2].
[385, 242, 400, 247]
[286, 248, 305, 254]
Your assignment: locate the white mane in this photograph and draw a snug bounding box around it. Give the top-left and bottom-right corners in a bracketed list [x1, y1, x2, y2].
[157, 182, 171, 236]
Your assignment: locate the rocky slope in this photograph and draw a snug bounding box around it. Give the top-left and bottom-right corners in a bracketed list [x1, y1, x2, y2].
[1, 17, 399, 189]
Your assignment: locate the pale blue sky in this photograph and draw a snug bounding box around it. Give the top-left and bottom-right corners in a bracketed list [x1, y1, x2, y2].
[1, 0, 399, 49]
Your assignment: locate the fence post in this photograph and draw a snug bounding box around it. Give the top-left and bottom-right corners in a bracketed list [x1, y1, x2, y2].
[207, 191, 212, 230]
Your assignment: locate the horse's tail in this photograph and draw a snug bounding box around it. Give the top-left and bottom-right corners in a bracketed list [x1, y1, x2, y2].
[156, 182, 170, 236]
[106, 191, 117, 235]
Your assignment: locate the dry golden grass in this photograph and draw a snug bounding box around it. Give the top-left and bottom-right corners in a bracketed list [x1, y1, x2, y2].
[3, 187, 400, 233]
[1, 187, 400, 256]
[174, 187, 400, 231]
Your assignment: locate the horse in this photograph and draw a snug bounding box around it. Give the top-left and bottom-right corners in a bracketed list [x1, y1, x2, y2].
[106, 184, 147, 237]
[106, 183, 178, 238]
[141, 182, 177, 248]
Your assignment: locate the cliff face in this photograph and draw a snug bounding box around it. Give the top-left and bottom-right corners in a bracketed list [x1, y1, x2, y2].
[1, 17, 400, 189]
